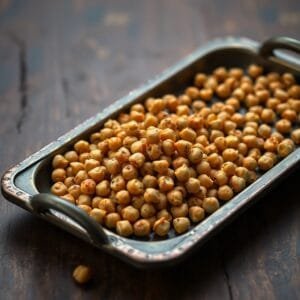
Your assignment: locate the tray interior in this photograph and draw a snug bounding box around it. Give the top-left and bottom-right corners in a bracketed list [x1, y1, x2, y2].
[26, 45, 300, 247]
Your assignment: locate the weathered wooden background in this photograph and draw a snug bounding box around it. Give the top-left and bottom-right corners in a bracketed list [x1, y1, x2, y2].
[0, 0, 299, 299]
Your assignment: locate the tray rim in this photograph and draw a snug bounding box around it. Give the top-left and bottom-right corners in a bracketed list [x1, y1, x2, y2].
[2, 36, 300, 267]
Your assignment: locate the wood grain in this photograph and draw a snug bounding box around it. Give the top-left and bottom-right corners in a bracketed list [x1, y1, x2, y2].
[0, 0, 299, 299]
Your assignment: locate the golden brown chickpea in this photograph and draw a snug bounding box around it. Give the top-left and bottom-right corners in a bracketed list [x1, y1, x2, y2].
[216, 83, 231, 98]
[242, 135, 258, 149]
[52, 154, 69, 169]
[74, 140, 90, 154]
[142, 175, 157, 189]
[133, 219, 151, 237]
[162, 139, 176, 156]
[121, 164, 137, 181]
[281, 109, 297, 122]
[189, 206, 205, 223]
[275, 119, 292, 134]
[51, 182, 68, 196]
[153, 218, 170, 237]
[213, 170, 228, 186]
[127, 179, 144, 195]
[77, 204, 91, 213]
[207, 153, 223, 169]
[157, 209, 172, 222]
[121, 206, 140, 223]
[64, 177, 75, 188]
[115, 190, 131, 205]
[194, 73, 207, 87]
[230, 175, 246, 193]
[237, 143, 248, 156]
[132, 196, 144, 210]
[198, 174, 214, 189]
[144, 188, 161, 204]
[175, 164, 190, 182]
[98, 198, 115, 213]
[64, 151, 79, 163]
[221, 161, 236, 177]
[104, 158, 120, 175]
[155, 193, 168, 210]
[248, 64, 263, 78]
[258, 155, 274, 171]
[77, 195, 91, 206]
[204, 76, 218, 90]
[171, 203, 188, 218]
[188, 147, 203, 164]
[213, 67, 228, 81]
[222, 148, 239, 162]
[185, 86, 200, 100]
[157, 176, 174, 192]
[173, 217, 190, 234]
[291, 128, 300, 144]
[74, 170, 88, 185]
[146, 144, 162, 160]
[105, 212, 121, 229]
[67, 184, 81, 199]
[152, 160, 169, 174]
[73, 265, 92, 284]
[202, 197, 220, 214]
[70, 162, 85, 175]
[231, 113, 245, 128]
[116, 220, 133, 237]
[178, 127, 196, 143]
[185, 178, 201, 194]
[62, 194, 76, 204]
[91, 196, 102, 208]
[51, 168, 67, 182]
[218, 185, 234, 201]
[196, 161, 211, 175]
[242, 156, 257, 171]
[96, 180, 110, 197]
[277, 139, 295, 158]
[80, 179, 96, 195]
[167, 190, 183, 206]
[89, 208, 106, 224]
[256, 89, 270, 103]
[145, 127, 160, 144]
[198, 88, 213, 102]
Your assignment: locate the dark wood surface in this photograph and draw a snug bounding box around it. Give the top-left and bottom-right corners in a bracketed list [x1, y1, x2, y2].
[1, 0, 300, 299]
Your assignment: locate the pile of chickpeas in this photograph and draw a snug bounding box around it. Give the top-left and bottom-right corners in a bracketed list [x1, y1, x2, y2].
[50, 64, 300, 238]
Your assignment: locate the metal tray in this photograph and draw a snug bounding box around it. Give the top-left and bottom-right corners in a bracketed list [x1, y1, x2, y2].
[2, 36, 300, 268]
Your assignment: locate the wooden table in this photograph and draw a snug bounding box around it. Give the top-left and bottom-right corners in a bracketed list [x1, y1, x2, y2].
[1, 0, 299, 299]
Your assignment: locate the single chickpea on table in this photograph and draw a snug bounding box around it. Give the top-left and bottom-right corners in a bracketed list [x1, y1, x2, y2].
[50, 65, 300, 238]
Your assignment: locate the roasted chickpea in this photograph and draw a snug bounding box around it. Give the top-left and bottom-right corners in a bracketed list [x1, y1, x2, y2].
[90, 208, 106, 224]
[167, 190, 183, 206]
[51, 168, 67, 182]
[277, 139, 295, 158]
[127, 179, 144, 195]
[105, 212, 121, 229]
[173, 217, 190, 234]
[51, 182, 68, 196]
[189, 206, 205, 223]
[133, 219, 151, 237]
[171, 203, 188, 218]
[158, 176, 174, 192]
[230, 175, 246, 193]
[275, 119, 292, 134]
[153, 218, 170, 236]
[218, 185, 234, 201]
[116, 220, 133, 237]
[202, 197, 220, 213]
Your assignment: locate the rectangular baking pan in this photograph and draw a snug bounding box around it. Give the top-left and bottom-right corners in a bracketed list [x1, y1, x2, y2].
[2, 36, 300, 268]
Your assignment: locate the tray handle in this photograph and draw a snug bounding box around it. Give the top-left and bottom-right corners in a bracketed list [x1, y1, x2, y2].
[31, 193, 108, 246]
[259, 36, 300, 70]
